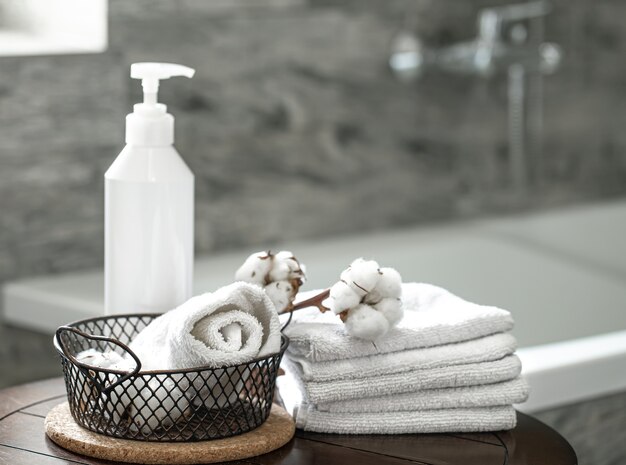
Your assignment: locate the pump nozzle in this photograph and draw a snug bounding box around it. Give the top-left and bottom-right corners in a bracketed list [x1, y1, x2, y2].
[126, 62, 195, 146]
[130, 62, 195, 105]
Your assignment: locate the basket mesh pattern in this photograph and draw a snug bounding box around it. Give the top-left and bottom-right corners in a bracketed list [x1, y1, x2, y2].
[56, 314, 286, 442]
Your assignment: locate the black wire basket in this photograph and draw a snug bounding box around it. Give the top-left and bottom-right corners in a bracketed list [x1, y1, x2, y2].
[54, 314, 288, 442]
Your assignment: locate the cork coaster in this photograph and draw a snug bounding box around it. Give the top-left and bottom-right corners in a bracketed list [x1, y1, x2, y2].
[45, 402, 295, 464]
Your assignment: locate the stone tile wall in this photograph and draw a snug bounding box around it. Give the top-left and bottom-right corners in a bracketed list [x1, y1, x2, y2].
[0, 0, 624, 282]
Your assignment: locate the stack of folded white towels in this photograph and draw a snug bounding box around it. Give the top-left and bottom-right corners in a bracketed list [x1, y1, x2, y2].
[277, 282, 529, 434]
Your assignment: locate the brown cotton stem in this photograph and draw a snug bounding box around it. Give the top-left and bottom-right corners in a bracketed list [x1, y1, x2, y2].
[284, 289, 331, 314]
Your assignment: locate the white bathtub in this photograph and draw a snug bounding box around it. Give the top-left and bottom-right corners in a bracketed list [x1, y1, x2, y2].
[4, 199, 626, 412]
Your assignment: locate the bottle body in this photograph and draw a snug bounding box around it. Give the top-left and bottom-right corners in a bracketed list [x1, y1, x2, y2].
[105, 145, 194, 315]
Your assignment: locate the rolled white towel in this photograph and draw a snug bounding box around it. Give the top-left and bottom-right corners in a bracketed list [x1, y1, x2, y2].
[129, 281, 282, 371]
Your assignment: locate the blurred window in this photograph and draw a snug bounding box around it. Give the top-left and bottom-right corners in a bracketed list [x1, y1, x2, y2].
[0, 0, 107, 56]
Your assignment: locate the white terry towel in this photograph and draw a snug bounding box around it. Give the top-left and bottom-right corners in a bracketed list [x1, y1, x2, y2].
[289, 332, 517, 382]
[129, 282, 282, 371]
[293, 405, 518, 434]
[316, 377, 529, 413]
[284, 283, 514, 363]
[278, 367, 528, 413]
[285, 354, 522, 404]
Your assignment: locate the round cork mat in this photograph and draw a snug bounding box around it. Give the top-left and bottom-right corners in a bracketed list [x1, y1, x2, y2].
[45, 402, 295, 464]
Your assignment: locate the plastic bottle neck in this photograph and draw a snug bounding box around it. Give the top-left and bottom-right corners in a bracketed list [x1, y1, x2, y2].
[125, 105, 174, 146]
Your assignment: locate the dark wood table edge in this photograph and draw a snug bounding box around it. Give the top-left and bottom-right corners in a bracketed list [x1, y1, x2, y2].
[0, 377, 578, 465]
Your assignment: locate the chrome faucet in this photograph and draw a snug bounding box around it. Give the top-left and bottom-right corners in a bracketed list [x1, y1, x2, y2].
[390, 1, 562, 195]
[390, 1, 561, 79]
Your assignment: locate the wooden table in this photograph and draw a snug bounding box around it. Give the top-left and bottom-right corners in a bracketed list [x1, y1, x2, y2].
[0, 378, 577, 465]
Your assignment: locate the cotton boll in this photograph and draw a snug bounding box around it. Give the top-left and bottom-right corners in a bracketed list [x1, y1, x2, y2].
[76, 349, 104, 405]
[344, 304, 390, 341]
[235, 251, 272, 285]
[342, 258, 381, 296]
[77, 349, 125, 369]
[374, 297, 404, 326]
[375, 267, 402, 298]
[328, 281, 361, 315]
[264, 280, 296, 313]
[75, 351, 134, 412]
[109, 357, 137, 372]
[108, 378, 139, 427]
[352, 259, 382, 291]
[76, 348, 102, 362]
[268, 258, 291, 282]
[365, 267, 402, 304]
[269, 251, 305, 282]
[339, 258, 369, 283]
[100, 357, 140, 426]
[339, 267, 351, 285]
[274, 250, 294, 261]
[339, 258, 369, 280]
[132, 377, 189, 435]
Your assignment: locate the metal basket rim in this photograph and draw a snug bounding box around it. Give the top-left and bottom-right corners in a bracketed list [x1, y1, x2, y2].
[55, 312, 289, 375]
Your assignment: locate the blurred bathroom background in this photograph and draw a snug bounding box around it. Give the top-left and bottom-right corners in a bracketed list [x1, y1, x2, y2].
[1, 0, 625, 463]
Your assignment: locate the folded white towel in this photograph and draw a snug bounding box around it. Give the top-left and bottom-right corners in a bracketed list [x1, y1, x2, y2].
[284, 283, 514, 362]
[286, 354, 522, 403]
[129, 282, 282, 370]
[293, 405, 518, 434]
[289, 332, 517, 382]
[317, 377, 528, 413]
[278, 363, 528, 412]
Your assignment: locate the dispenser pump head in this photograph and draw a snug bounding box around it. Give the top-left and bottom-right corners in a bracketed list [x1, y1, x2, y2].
[130, 62, 195, 105]
[126, 62, 195, 146]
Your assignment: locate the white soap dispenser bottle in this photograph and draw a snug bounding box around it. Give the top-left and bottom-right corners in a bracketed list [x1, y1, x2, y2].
[105, 62, 195, 315]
